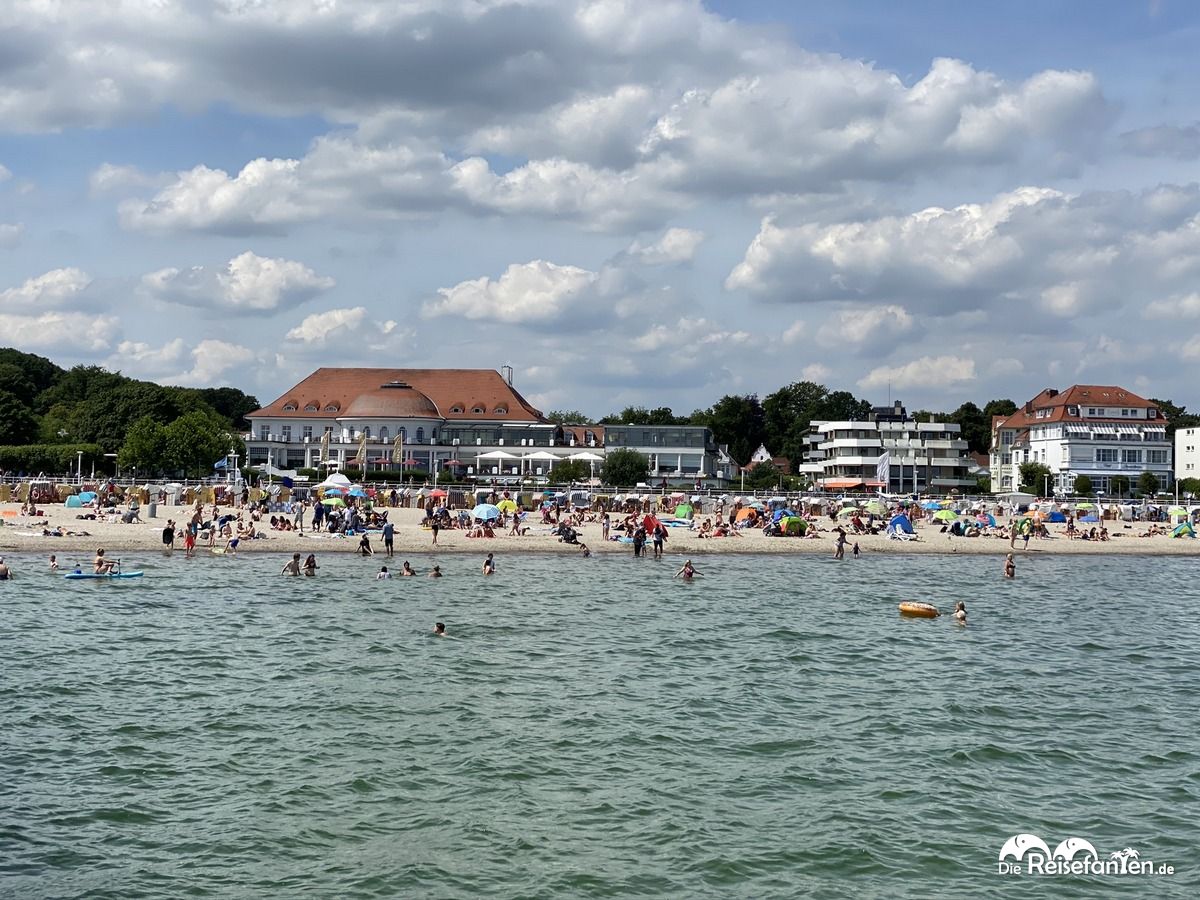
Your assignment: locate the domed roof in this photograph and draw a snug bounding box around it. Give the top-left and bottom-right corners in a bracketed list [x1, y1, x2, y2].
[343, 382, 439, 419]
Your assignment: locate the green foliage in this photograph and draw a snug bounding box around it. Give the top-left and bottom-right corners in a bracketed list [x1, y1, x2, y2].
[948, 401, 989, 454]
[162, 411, 243, 477]
[0, 443, 104, 474]
[745, 461, 781, 490]
[1108, 475, 1131, 496]
[1019, 461, 1052, 492]
[546, 409, 590, 424]
[1137, 470, 1160, 496]
[601, 448, 649, 486]
[692, 394, 765, 465]
[0, 349, 63, 402]
[1073, 474, 1093, 496]
[189, 387, 261, 430]
[0, 390, 39, 445]
[982, 398, 1018, 418]
[974, 474, 993, 494]
[118, 416, 168, 473]
[547, 459, 590, 484]
[0, 363, 37, 405]
[759, 382, 872, 470]
[1176, 477, 1200, 497]
[599, 405, 684, 426]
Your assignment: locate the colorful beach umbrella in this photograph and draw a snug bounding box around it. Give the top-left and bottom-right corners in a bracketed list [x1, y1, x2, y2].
[932, 509, 959, 521]
[865, 500, 887, 515]
[497, 498, 518, 513]
[321, 497, 345, 507]
[472, 503, 501, 521]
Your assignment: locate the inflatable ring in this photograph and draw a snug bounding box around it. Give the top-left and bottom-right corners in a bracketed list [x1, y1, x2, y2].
[898, 601, 940, 618]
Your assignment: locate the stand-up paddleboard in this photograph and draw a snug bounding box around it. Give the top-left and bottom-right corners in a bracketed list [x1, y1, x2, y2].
[64, 571, 144, 580]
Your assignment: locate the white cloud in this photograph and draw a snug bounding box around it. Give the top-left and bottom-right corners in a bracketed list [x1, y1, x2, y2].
[285, 307, 371, 345]
[0, 311, 117, 352]
[626, 227, 704, 264]
[141, 251, 334, 313]
[156, 339, 257, 386]
[1144, 293, 1200, 319]
[0, 268, 91, 308]
[631, 316, 751, 352]
[816, 305, 913, 346]
[801, 363, 831, 381]
[0, 223, 22, 247]
[423, 260, 600, 324]
[858, 355, 977, 390]
[0, 164, 9, 181]
[89, 163, 174, 195]
[112, 338, 188, 372]
[781, 319, 806, 344]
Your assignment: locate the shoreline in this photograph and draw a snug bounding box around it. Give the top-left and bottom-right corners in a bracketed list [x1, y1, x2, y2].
[2, 502, 1197, 559]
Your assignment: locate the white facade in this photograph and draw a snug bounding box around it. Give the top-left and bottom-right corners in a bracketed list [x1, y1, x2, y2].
[1175, 427, 1200, 484]
[815, 419, 973, 492]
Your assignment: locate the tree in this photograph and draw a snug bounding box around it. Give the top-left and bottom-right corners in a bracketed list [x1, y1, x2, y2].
[982, 398, 1018, 419]
[0, 363, 37, 406]
[692, 394, 765, 465]
[1019, 461, 1052, 493]
[0, 390, 38, 445]
[1177, 477, 1200, 498]
[761, 381, 829, 465]
[118, 416, 167, 473]
[1074, 474, 1093, 496]
[745, 461, 781, 490]
[949, 401, 989, 454]
[1137, 470, 1160, 497]
[546, 409, 590, 424]
[599, 406, 682, 425]
[547, 459, 590, 484]
[1108, 475, 1131, 497]
[162, 411, 243, 477]
[190, 386, 261, 430]
[601, 448, 649, 486]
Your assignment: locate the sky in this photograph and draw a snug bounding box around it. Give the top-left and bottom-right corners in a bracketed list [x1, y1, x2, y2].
[3, 0, 1200, 420]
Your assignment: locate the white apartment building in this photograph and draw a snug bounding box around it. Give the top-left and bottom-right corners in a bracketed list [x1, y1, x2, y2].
[1175, 427, 1200, 484]
[990, 385, 1170, 495]
[814, 402, 974, 493]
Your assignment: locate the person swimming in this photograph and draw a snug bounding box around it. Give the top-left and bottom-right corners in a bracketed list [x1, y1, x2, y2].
[401, 561, 415, 576]
[673, 560, 699, 579]
[429, 565, 443, 578]
[433, 622, 446, 636]
[953, 601, 967, 624]
[377, 566, 391, 579]
[1004, 553, 1016, 578]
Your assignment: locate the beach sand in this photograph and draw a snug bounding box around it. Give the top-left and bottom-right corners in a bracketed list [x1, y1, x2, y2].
[1, 501, 1196, 560]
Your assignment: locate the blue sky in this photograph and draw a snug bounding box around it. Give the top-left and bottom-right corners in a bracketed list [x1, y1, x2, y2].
[2, 0, 1199, 419]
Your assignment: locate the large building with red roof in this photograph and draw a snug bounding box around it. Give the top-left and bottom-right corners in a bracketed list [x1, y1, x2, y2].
[988, 385, 1170, 495]
[244, 367, 732, 483]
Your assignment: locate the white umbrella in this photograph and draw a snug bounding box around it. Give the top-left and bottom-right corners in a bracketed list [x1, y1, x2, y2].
[476, 450, 519, 459]
[522, 451, 557, 460]
[316, 473, 352, 490]
[569, 451, 604, 461]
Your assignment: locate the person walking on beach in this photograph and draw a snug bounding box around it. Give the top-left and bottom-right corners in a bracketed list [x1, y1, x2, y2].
[482, 553, 495, 575]
[632, 524, 646, 558]
[652, 523, 667, 558]
[431, 517, 440, 546]
[1004, 553, 1016, 578]
[601, 513, 610, 542]
[1009, 521, 1018, 549]
[282, 553, 302, 576]
[382, 520, 394, 557]
[184, 523, 196, 558]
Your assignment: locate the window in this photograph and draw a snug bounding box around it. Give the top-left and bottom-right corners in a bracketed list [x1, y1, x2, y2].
[450, 406, 463, 414]
[282, 402, 297, 411]
[281, 426, 292, 442]
[399, 427, 406, 441]
[348, 427, 356, 439]
[324, 403, 339, 412]
[363, 427, 371, 439]
[259, 425, 270, 440]
[1088, 407, 1099, 416]
[1122, 448, 1141, 464]
[1149, 409, 1158, 419]
[416, 427, 424, 443]
[302, 426, 312, 441]
[305, 402, 319, 412]
[472, 406, 485, 414]
[494, 406, 507, 414]
[1149, 449, 1169, 465]
[1002, 432, 1014, 445]
[379, 426, 389, 442]
[1096, 448, 1118, 463]
[323, 425, 334, 435]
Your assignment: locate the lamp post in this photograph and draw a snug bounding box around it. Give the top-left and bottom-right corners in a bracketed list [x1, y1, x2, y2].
[1044, 472, 1049, 500]
[76, 450, 83, 485]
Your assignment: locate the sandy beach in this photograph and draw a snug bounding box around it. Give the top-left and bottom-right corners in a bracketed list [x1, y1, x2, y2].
[2, 500, 1197, 560]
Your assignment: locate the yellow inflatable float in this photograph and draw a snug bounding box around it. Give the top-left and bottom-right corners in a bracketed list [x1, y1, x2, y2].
[898, 602, 940, 618]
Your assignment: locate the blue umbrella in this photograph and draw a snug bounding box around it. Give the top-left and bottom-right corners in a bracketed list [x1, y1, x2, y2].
[1079, 514, 1100, 523]
[348, 487, 368, 497]
[922, 500, 941, 510]
[472, 503, 502, 521]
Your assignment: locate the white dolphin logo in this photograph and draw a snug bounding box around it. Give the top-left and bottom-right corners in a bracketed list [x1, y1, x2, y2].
[1053, 837, 1098, 860]
[999, 834, 1051, 861]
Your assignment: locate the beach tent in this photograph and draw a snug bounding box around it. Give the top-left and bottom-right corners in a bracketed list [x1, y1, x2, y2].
[735, 507, 758, 522]
[921, 500, 941, 510]
[772, 507, 799, 523]
[888, 514, 915, 534]
[315, 473, 353, 490]
[1172, 522, 1195, 538]
[496, 498, 517, 513]
[1079, 514, 1099, 523]
[674, 503, 693, 519]
[780, 516, 806, 535]
[1047, 511, 1067, 523]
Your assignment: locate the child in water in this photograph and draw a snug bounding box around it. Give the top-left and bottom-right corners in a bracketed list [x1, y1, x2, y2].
[953, 601, 967, 624]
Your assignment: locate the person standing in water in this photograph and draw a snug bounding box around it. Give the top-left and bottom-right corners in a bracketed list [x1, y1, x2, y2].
[673, 560, 699, 579]
[482, 553, 495, 575]
[401, 561, 415, 576]
[281, 553, 301, 576]
[302, 554, 318, 576]
[382, 520, 394, 557]
[1004, 553, 1016, 578]
[953, 601, 967, 624]
[358, 533, 374, 556]
[834, 527, 847, 560]
[377, 566, 391, 579]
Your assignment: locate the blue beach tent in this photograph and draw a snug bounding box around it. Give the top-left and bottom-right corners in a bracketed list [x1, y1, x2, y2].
[888, 513, 915, 534]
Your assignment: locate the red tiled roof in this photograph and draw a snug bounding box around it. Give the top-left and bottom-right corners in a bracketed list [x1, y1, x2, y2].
[994, 385, 1161, 430]
[250, 368, 546, 423]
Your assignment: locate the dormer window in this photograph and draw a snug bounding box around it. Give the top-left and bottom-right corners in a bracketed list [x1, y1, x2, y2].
[305, 402, 319, 411]
[282, 402, 297, 412]
[493, 406, 507, 414]
[324, 403, 340, 412]
[450, 406, 464, 414]
[472, 406, 485, 414]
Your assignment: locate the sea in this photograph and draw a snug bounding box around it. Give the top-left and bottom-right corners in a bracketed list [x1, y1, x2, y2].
[1, 550, 1197, 899]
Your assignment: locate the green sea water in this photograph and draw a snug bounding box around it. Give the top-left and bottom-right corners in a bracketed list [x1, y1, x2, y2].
[1, 550, 1197, 898]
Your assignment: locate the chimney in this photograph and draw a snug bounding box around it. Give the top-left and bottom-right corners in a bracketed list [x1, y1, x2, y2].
[1046, 388, 1058, 398]
[500, 364, 513, 386]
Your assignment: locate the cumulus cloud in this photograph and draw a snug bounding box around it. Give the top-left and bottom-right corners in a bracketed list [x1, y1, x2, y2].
[159, 339, 258, 386]
[0, 268, 91, 308]
[727, 184, 1200, 327]
[1120, 123, 1200, 160]
[626, 227, 704, 265]
[631, 316, 751, 352]
[858, 355, 977, 390]
[816, 305, 913, 346]
[89, 163, 175, 195]
[0, 311, 117, 352]
[0, 164, 10, 181]
[423, 260, 601, 324]
[113, 338, 188, 372]
[140, 251, 334, 313]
